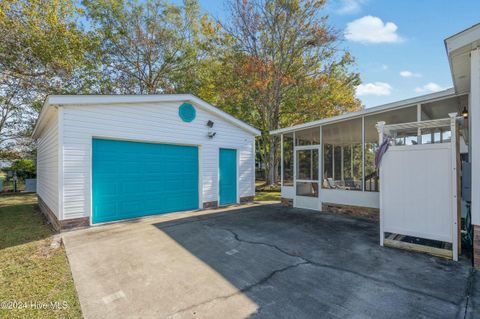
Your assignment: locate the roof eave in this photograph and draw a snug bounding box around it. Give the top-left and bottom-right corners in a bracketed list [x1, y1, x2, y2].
[444, 39, 459, 93]
[270, 88, 457, 135]
[31, 96, 54, 139]
[444, 23, 480, 95]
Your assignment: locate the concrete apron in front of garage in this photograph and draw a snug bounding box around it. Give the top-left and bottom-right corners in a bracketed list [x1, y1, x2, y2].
[62, 203, 479, 319]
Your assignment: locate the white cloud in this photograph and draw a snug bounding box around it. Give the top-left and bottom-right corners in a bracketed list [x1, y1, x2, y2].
[400, 70, 421, 78]
[356, 82, 392, 96]
[345, 16, 403, 44]
[414, 82, 444, 93]
[337, 0, 365, 15]
[381, 64, 388, 70]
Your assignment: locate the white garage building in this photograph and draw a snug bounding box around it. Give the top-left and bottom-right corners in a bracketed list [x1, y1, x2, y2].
[33, 94, 260, 230]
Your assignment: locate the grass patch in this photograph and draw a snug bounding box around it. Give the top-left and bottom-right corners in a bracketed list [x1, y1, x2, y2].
[0, 193, 82, 319]
[254, 191, 281, 202]
[255, 181, 280, 192]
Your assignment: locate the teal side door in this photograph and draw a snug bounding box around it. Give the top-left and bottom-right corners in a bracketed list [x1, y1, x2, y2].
[219, 148, 237, 206]
[92, 138, 198, 224]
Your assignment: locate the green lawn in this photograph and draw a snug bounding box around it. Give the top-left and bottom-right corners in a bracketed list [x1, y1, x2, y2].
[0, 193, 82, 319]
[254, 180, 281, 202]
[254, 191, 281, 202]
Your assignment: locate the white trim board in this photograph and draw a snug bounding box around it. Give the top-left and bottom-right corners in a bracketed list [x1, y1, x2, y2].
[270, 89, 462, 135]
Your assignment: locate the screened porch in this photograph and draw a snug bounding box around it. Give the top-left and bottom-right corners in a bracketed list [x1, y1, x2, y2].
[277, 92, 469, 211]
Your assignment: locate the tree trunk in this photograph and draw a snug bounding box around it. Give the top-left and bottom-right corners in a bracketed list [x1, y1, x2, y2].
[266, 144, 275, 185]
[274, 157, 280, 184]
[265, 135, 279, 186]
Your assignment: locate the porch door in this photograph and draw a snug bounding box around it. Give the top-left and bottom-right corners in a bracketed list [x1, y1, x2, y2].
[294, 146, 321, 210]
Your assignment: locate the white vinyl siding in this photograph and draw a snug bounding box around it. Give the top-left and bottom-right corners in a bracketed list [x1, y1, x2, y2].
[61, 102, 255, 220]
[36, 109, 59, 217]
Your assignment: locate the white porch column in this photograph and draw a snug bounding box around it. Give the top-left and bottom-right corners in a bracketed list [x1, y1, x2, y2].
[280, 134, 284, 187]
[471, 48, 480, 268]
[376, 121, 386, 246]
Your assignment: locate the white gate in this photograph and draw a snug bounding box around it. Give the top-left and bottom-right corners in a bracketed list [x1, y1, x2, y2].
[377, 114, 460, 260]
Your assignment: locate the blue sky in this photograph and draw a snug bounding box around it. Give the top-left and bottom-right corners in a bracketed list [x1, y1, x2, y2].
[188, 0, 480, 108]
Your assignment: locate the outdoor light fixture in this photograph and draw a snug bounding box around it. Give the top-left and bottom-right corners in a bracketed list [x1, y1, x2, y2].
[462, 106, 468, 119]
[208, 131, 217, 138]
[207, 120, 216, 138]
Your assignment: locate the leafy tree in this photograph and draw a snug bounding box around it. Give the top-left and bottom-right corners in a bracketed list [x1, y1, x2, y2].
[0, 78, 35, 146]
[1, 0, 362, 187]
[196, 0, 361, 184]
[0, 0, 94, 155]
[82, 0, 203, 94]
[10, 159, 36, 179]
[0, 0, 90, 80]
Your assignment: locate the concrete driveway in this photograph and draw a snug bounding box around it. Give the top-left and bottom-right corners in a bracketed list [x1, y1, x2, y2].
[62, 204, 479, 319]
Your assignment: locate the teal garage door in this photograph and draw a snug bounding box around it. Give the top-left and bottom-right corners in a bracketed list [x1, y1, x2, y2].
[92, 139, 199, 224]
[219, 148, 237, 206]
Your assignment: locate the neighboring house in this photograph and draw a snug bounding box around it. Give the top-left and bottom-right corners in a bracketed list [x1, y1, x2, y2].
[271, 24, 480, 266]
[32, 94, 260, 230]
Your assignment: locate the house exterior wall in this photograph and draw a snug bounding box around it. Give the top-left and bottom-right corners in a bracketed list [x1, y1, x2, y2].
[470, 48, 480, 226]
[60, 101, 255, 221]
[471, 48, 480, 268]
[36, 109, 59, 218]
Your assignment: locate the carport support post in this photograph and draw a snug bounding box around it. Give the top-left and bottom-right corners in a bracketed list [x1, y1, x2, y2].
[376, 121, 386, 247]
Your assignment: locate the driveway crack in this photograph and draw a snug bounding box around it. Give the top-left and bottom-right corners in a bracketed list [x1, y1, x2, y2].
[462, 268, 476, 319]
[215, 226, 462, 308]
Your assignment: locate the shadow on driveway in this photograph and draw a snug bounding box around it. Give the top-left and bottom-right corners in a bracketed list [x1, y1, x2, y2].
[154, 204, 478, 319]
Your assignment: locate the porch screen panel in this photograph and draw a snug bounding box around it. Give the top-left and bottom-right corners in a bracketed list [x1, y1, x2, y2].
[322, 118, 362, 191]
[295, 127, 320, 146]
[421, 96, 467, 145]
[282, 133, 294, 186]
[296, 148, 319, 197]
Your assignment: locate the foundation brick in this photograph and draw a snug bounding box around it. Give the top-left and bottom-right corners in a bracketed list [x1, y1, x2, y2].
[240, 196, 254, 204]
[38, 195, 90, 231]
[474, 225, 480, 268]
[202, 201, 218, 209]
[322, 202, 379, 220]
[281, 198, 293, 207]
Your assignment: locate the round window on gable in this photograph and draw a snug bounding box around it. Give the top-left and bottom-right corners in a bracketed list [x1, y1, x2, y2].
[179, 103, 196, 122]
